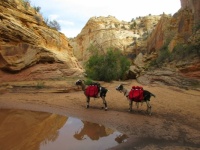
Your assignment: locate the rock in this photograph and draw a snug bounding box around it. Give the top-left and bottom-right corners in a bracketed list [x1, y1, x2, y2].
[137, 68, 200, 88]
[70, 15, 161, 61]
[180, 0, 200, 24]
[0, 0, 83, 81]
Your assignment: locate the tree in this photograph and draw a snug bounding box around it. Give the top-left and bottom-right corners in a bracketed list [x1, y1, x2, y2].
[84, 46, 131, 82]
[33, 6, 41, 12]
[48, 20, 61, 31]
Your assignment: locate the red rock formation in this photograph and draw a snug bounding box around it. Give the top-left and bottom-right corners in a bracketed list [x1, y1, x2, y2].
[145, 0, 200, 81]
[147, 15, 172, 53]
[0, 0, 83, 81]
[180, 0, 200, 23]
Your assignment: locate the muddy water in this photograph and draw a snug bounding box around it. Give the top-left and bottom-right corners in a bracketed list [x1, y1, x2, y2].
[0, 109, 128, 150]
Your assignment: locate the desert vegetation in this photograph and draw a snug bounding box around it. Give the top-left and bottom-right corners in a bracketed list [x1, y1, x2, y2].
[84, 45, 131, 82]
[20, 0, 61, 31]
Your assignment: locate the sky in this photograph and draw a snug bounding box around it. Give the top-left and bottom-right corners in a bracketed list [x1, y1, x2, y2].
[30, 0, 181, 38]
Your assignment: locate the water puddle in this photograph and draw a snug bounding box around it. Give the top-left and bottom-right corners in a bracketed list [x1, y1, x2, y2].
[0, 109, 128, 150]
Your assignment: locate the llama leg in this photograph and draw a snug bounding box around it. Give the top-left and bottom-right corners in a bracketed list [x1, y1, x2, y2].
[129, 100, 133, 112]
[86, 97, 90, 108]
[136, 102, 139, 109]
[146, 101, 152, 115]
[102, 97, 108, 111]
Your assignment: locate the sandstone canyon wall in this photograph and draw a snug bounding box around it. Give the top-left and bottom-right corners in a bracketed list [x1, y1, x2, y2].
[146, 0, 200, 80]
[70, 0, 199, 86]
[137, 0, 200, 87]
[70, 15, 161, 62]
[1, 0, 199, 85]
[147, 0, 200, 53]
[0, 0, 83, 81]
[180, 0, 200, 23]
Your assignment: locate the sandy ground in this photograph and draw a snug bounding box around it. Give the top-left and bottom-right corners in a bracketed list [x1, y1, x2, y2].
[0, 79, 200, 150]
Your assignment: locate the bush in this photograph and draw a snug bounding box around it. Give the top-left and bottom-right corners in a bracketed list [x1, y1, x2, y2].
[149, 42, 200, 68]
[21, 0, 30, 9]
[84, 47, 131, 82]
[130, 24, 134, 30]
[156, 49, 170, 64]
[149, 40, 170, 67]
[45, 19, 61, 31]
[33, 6, 41, 12]
[193, 21, 200, 32]
[84, 78, 94, 85]
[171, 43, 200, 60]
[49, 20, 61, 31]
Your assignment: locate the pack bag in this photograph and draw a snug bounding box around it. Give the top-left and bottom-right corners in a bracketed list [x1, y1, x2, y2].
[128, 86, 144, 101]
[85, 85, 99, 97]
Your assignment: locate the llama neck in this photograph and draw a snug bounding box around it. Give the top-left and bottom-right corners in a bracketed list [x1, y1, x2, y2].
[122, 87, 129, 97]
[80, 83, 86, 91]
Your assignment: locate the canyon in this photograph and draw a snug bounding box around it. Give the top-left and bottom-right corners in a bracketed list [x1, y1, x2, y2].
[0, 0, 199, 86]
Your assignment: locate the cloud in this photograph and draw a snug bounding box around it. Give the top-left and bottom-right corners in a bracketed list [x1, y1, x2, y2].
[49, 14, 58, 20]
[58, 20, 74, 26]
[61, 28, 82, 38]
[30, 0, 181, 37]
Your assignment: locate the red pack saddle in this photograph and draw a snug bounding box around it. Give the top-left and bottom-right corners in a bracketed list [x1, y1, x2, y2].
[128, 86, 144, 101]
[85, 85, 99, 97]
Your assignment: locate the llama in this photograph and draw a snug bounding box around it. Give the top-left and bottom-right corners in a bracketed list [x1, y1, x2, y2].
[116, 84, 155, 115]
[75, 79, 108, 111]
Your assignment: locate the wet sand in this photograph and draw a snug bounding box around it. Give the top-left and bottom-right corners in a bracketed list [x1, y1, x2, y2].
[0, 79, 200, 149]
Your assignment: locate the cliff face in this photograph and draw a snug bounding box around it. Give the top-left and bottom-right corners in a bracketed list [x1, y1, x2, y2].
[147, 9, 194, 53]
[0, 0, 82, 81]
[180, 0, 200, 23]
[147, 14, 175, 53]
[70, 15, 161, 61]
[70, 0, 199, 85]
[146, 0, 200, 80]
[1, 0, 199, 84]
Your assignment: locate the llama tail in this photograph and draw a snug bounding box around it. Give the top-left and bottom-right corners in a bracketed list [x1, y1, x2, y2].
[151, 93, 156, 98]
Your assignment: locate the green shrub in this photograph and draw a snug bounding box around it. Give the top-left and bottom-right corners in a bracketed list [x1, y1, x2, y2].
[149, 40, 170, 67]
[130, 21, 137, 29]
[156, 49, 170, 64]
[193, 21, 200, 32]
[121, 25, 126, 30]
[33, 6, 41, 12]
[171, 43, 200, 60]
[84, 47, 131, 82]
[48, 20, 61, 31]
[114, 23, 119, 28]
[149, 42, 200, 68]
[87, 43, 100, 55]
[84, 78, 94, 85]
[20, 0, 30, 9]
[130, 24, 134, 30]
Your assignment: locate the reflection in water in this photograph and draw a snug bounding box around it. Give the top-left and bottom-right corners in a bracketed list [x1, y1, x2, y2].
[0, 109, 67, 150]
[115, 134, 129, 144]
[0, 109, 128, 150]
[41, 118, 128, 150]
[74, 121, 128, 144]
[74, 121, 111, 140]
